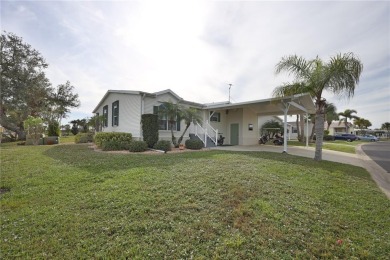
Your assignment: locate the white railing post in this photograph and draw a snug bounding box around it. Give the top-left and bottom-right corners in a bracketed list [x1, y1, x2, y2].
[205, 128, 207, 147]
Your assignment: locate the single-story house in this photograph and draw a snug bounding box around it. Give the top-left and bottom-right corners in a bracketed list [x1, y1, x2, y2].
[92, 89, 316, 151]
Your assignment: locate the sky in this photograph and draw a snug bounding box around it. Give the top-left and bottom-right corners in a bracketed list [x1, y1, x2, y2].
[1, 0, 389, 129]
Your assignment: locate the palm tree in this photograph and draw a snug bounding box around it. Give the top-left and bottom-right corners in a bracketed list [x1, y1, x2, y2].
[325, 103, 338, 131]
[177, 107, 202, 145]
[381, 122, 390, 139]
[158, 101, 181, 147]
[273, 53, 363, 161]
[338, 109, 359, 134]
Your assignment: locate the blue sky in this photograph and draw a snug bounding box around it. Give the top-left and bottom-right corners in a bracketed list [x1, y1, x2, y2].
[1, 1, 389, 128]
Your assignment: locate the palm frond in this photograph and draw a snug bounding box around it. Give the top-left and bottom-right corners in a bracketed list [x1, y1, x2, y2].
[327, 52, 363, 98]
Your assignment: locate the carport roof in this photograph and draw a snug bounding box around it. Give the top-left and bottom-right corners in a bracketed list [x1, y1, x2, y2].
[204, 93, 316, 115]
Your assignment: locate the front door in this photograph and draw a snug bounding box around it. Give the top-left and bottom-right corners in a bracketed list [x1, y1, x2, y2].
[230, 123, 239, 145]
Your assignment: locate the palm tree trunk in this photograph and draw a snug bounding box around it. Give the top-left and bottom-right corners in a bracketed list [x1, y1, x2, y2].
[296, 115, 300, 141]
[169, 121, 177, 147]
[309, 122, 315, 141]
[177, 123, 190, 145]
[299, 113, 305, 142]
[314, 100, 326, 161]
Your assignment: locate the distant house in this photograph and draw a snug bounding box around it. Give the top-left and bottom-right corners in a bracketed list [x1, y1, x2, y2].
[326, 121, 356, 135]
[92, 89, 315, 147]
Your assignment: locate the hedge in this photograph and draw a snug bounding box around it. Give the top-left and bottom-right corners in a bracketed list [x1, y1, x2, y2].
[154, 140, 172, 152]
[129, 141, 148, 152]
[94, 132, 132, 148]
[141, 114, 159, 148]
[185, 139, 204, 150]
[75, 133, 94, 143]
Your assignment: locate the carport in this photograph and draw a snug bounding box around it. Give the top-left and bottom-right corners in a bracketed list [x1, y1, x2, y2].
[204, 93, 316, 153]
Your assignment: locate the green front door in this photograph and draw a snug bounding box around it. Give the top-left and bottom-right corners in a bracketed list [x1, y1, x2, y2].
[230, 123, 239, 145]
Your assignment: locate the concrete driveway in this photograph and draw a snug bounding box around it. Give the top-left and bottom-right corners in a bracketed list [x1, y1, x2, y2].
[212, 144, 390, 199]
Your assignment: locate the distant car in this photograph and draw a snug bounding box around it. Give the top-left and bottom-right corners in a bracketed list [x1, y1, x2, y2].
[357, 134, 379, 142]
[334, 134, 358, 142]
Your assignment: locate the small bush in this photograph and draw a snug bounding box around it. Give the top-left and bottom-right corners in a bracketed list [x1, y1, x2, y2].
[129, 141, 148, 152]
[154, 140, 172, 152]
[100, 140, 131, 151]
[47, 121, 60, 136]
[75, 133, 94, 143]
[141, 114, 159, 148]
[94, 132, 132, 148]
[185, 139, 204, 150]
[324, 135, 335, 141]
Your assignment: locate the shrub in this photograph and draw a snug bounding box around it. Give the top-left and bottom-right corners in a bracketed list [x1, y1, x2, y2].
[185, 139, 204, 150]
[141, 114, 159, 148]
[94, 132, 132, 148]
[71, 125, 79, 135]
[75, 133, 94, 143]
[47, 121, 60, 136]
[324, 135, 335, 141]
[129, 141, 148, 152]
[101, 140, 131, 151]
[154, 140, 172, 152]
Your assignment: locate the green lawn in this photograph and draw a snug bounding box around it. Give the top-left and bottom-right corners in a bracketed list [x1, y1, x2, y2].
[1, 144, 389, 259]
[287, 140, 366, 154]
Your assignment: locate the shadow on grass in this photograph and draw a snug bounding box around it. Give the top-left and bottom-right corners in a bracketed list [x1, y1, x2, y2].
[42, 144, 371, 181]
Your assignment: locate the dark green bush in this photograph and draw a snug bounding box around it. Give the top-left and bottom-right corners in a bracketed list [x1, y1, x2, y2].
[129, 141, 148, 152]
[47, 121, 60, 136]
[141, 114, 159, 148]
[101, 141, 130, 151]
[324, 135, 335, 141]
[94, 132, 132, 148]
[75, 133, 94, 143]
[185, 139, 204, 150]
[154, 140, 172, 152]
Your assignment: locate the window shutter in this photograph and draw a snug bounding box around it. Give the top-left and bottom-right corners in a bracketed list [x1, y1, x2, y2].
[112, 102, 114, 126]
[153, 106, 158, 115]
[117, 101, 119, 126]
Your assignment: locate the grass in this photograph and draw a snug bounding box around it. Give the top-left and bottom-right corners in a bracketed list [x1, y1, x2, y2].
[287, 140, 366, 154]
[59, 135, 76, 144]
[1, 144, 389, 259]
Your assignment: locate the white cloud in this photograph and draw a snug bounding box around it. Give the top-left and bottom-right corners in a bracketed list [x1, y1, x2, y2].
[1, 0, 389, 128]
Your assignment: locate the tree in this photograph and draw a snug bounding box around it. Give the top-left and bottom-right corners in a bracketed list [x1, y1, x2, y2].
[273, 53, 363, 161]
[354, 117, 372, 132]
[1, 31, 51, 139]
[24, 116, 44, 145]
[1, 31, 80, 140]
[158, 101, 181, 147]
[45, 81, 80, 124]
[260, 120, 284, 138]
[381, 122, 390, 139]
[88, 114, 104, 132]
[177, 107, 202, 145]
[338, 109, 359, 133]
[325, 103, 338, 130]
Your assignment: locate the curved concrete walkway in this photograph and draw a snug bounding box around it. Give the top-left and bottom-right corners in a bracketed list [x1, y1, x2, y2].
[211, 144, 390, 199]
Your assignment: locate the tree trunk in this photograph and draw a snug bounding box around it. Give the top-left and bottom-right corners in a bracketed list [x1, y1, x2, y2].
[309, 122, 316, 142]
[299, 113, 305, 142]
[169, 121, 177, 147]
[296, 115, 300, 141]
[314, 99, 326, 161]
[0, 114, 27, 140]
[177, 123, 190, 145]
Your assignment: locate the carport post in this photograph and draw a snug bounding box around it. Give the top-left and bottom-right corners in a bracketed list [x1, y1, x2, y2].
[283, 102, 290, 153]
[306, 112, 309, 147]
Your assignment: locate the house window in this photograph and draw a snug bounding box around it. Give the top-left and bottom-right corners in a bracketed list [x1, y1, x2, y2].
[112, 100, 119, 126]
[103, 105, 108, 127]
[210, 111, 221, 122]
[153, 104, 180, 131]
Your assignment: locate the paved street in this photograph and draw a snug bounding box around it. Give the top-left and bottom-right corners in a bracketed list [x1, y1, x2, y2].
[361, 142, 390, 173]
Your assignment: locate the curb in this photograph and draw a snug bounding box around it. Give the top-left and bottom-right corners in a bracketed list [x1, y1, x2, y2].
[356, 144, 390, 199]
